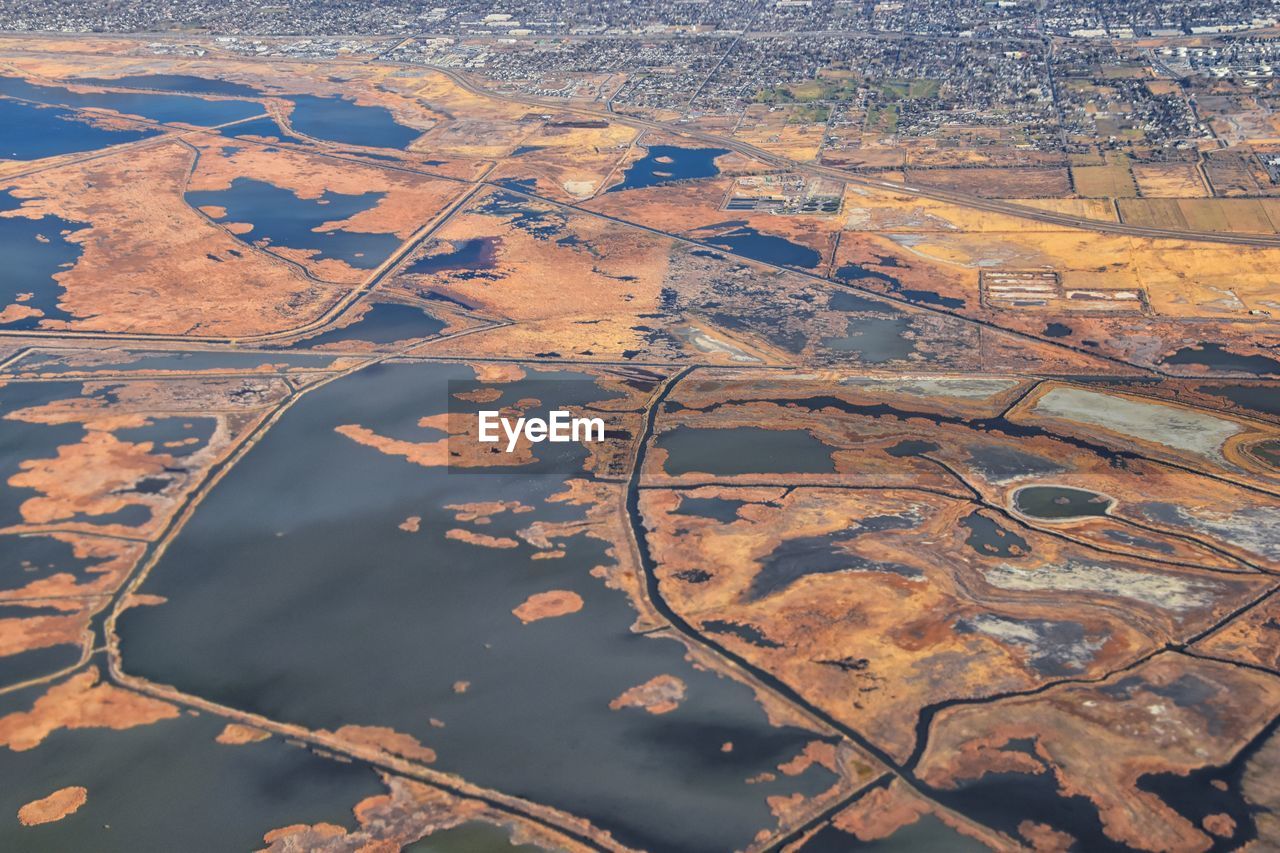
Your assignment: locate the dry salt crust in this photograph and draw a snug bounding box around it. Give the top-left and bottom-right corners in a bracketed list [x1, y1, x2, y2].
[1030, 387, 1244, 463]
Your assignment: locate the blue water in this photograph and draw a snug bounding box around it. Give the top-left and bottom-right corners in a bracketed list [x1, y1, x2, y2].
[0, 191, 85, 329]
[0, 383, 88, 527]
[296, 302, 446, 347]
[1196, 383, 1280, 419]
[70, 73, 262, 97]
[1161, 343, 1280, 376]
[702, 225, 822, 269]
[821, 316, 915, 363]
[0, 678, 385, 852]
[658, 426, 837, 476]
[186, 178, 399, 270]
[609, 144, 728, 192]
[285, 94, 421, 149]
[835, 261, 898, 286]
[0, 75, 263, 127]
[0, 98, 159, 160]
[7, 349, 340, 375]
[405, 238, 497, 275]
[115, 363, 837, 853]
[218, 114, 307, 145]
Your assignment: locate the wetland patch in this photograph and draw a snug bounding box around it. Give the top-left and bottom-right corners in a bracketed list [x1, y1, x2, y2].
[1012, 485, 1112, 520]
[609, 144, 728, 192]
[0, 197, 85, 328]
[0, 75, 263, 127]
[701, 226, 822, 269]
[0, 98, 158, 161]
[1161, 344, 1280, 376]
[295, 303, 446, 347]
[0, 677, 384, 851]
[821, 317, 915, 363]
[657, 426, 836, 476]
[749, 529, 922, 600]
[69, 74, 263, 97]
[186, 178, 399, 270]
[116, 363, 840, 853]
[285, 94, 422, 149]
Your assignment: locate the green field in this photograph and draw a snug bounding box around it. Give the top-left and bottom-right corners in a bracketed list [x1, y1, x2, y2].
[866, 103, 900, 133]
[754, 77, 859, 104]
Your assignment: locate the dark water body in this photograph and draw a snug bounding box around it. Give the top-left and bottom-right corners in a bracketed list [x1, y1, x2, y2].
[494, 176, 539, 193]
[0, 678, 382, 852]
[678, 395, 1136, 468]
[73, 503, 152, 527]
[710, 310, 808, 354]
[70, 73, 262, 97]
[220, 114, 308, 145]
[0, 75, 263, 127]
[675, 495, 749, 523]
[117, 363, 835, 853]
[0, 639, 80, 689]
[1135, 716, 1278, 853]
[821, 316, 915, 363]
[0, 193, 85, 329]
[749, 527, 921, 600]
[886, 439, 938, 457]
[957, 614, 1101, 676]
[406, 238, 498, 276]
[960, 512, 1029, 558]
[1196, 383, 1280, 419]
[8, 348, 340, 375]
[1, 531, 117, 584]
[1044, 322, 1072, 338]
[405, 822, 544, 852]
[701, 619, 783, 649]
[1013, 485, 1113, 519]
[899, 288, 964, 309]
[116, 416, 216, 461]
[799, 813, 988, 851]
[1102, 528, 1176, 555]
[927, 767, 1128, 851]
[835, 262, 897, 286]
[295, 303, 446, 347]
[609, 144, 728, 192]
[475, 191, 567, 241]
[286, 94, 421, 149]
[187, 177, 398, 269]
[0, 98, 159, 161]
[1250, 439, 1280, 468]
[965, 444, 1065, 482]
[0, 383, 87, 527]
[657, 426, 836, 476]
[1162, 343, 1280, 376]
[833, 263, 963, 308]
[132, 476, 170, 495]
[828, 290, 901, 315]
[702, 226, 822, 269]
